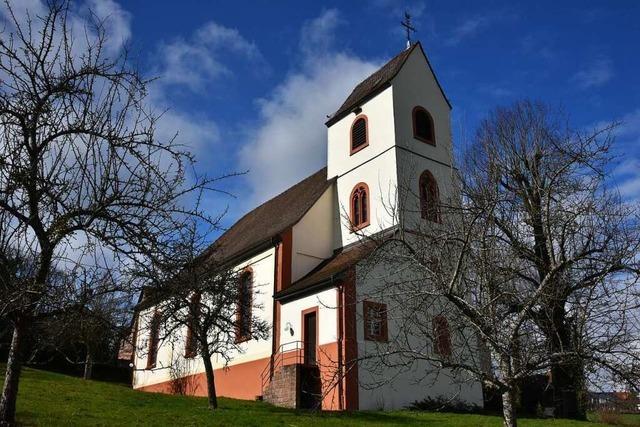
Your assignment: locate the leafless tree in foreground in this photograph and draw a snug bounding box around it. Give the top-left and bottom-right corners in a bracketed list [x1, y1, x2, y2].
[358, 101, 640, 427]
[135, 218, 269, 410]
[0, 2, 224, 424]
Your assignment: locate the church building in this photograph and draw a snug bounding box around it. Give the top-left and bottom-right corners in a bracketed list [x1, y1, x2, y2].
[125, 41, 484, 411]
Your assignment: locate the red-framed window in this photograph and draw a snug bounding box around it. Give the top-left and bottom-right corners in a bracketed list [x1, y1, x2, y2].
[433, 315, 452, 358]
[350, 182, 370, 230]
[184, 293, 201, 358]
[363, 301, 388, 342]
[350, 115, 369, 154]
[419, 170, 441, 223]
[235, 269, 253, 343]
[146, 310, 161, 369]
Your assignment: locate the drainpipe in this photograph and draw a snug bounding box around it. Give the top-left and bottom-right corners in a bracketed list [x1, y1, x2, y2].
[337, 282, 345, 410]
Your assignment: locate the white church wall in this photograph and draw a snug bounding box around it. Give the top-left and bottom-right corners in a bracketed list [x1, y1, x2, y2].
[391, 47, 453, 168]
[291, 186, 335, 282]
[327, 86, 396, 180]
[279, 288, 338, 348]
[391, 47, 457, 233]
[334, 149, 399, 248]
[132, 247, 276, 389]
[353, 258, 484, 410]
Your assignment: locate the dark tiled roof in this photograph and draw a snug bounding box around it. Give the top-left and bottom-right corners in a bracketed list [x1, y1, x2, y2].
[325, 45, 416, 127]
[325, 42, 451, 127]
[275, 243, 375, 300]
[207, 167, 333, 265]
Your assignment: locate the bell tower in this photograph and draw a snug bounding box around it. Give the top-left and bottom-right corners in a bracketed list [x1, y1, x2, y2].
[325, 41, 454, 250]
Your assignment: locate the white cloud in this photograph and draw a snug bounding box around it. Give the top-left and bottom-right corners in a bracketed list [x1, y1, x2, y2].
[85, 0, 131, 54]
[238, 10, 380, 205]
[611, 109, 640, 203]
[157, 21, 261, 91]
[446, 15, 492, 46]
[572, 56, 613, 89]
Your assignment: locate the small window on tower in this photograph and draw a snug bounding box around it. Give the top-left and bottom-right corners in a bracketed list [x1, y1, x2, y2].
[413, 106, 435, 145]
[363, 301, 388, 342]
[350, 183, 370, 230]
[350, 115, 369, 154]
[419, 170, 441, 223]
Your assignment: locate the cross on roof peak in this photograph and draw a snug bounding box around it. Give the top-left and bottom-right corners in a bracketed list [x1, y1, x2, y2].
[401, 11, 417, 50]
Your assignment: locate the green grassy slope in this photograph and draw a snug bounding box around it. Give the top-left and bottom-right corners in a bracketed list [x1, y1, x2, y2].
[10, 366, 638, 426]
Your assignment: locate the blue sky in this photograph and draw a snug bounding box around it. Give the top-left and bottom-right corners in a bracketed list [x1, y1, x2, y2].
[11, 0, 640, 231]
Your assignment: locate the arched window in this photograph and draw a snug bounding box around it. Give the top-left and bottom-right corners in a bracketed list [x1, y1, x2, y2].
[350, 115, 369, 154]
[236, 269, 253, 342]
[433, 315, 452, 358]
[419, 170, 441, 223]
[184, 293, 200, 358]
[350, 183, 370, 230]
[412, 106, 435, 145]
[146, 310, 161, 369]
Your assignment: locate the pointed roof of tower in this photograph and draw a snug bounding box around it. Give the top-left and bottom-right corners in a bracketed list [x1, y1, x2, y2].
[325, 42, 451, 127]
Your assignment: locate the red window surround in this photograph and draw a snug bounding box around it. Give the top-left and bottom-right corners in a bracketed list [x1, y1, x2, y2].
[350, 114, 369, 155]
[146, 310, 161, 369]
[350, 182, 370, 231]
[235, 268, 253, 343]
[412, 106, 436, 146]
[419, 170, 441, 223]
[433, 315, 452, 358]
[184, 293, 201, 358]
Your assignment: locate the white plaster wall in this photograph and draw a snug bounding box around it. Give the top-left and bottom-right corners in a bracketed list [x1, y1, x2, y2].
[353, 259, 484, 410]
[327, 86, 396, 180]
[291, 186, 336, 282]
[279, 288, 338, 348]
[132, 247, 277, 389]
[391, 47, 457, 232]
[391, 47, 453, 167]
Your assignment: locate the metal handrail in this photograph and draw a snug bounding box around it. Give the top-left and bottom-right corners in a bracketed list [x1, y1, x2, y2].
[260, 340, 304, 394]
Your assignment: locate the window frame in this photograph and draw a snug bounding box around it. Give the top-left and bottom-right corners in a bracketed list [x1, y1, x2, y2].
[184, 293, 201, 359]
[432, 315, 452, 358]
[146, 310, 161, 369]
[412, 106, 436, 146]
[419, 170, 441, 223]
[350, 114, 369, 155]
[349, 182, 370, 231]
[235, 268, 253, 343]
[363, 301, 388, 342]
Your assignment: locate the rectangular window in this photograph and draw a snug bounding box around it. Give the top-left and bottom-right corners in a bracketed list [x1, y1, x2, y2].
[363, 301, 388, 342]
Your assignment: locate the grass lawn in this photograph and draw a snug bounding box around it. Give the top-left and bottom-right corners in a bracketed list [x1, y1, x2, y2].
[10, 365, 639, 426]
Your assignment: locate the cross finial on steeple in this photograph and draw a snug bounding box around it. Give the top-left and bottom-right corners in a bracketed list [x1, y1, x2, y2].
[401, 11, 416, 50]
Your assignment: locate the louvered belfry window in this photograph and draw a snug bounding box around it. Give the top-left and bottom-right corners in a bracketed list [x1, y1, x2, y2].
[350, 116, 368, 153]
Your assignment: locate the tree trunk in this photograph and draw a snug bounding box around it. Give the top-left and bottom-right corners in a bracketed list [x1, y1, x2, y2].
[548, 308, 586, 420]
[83, 350, 93, 380]
[201, 350, 218, 410]
[501, 388, 517, 427]
[0, 323, 27, 426]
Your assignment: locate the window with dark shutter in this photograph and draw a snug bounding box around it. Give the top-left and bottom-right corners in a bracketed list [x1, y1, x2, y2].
[350, 116, 368, 154]
[419, 170, 441, 223]
[413, 106, 435, 145]
[350, 183, 370, 230]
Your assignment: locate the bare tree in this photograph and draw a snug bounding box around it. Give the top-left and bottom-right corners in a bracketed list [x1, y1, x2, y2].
[136, 218, 270, 410]
[0, 2, 222, 424]
[357, 100, 640, 427]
